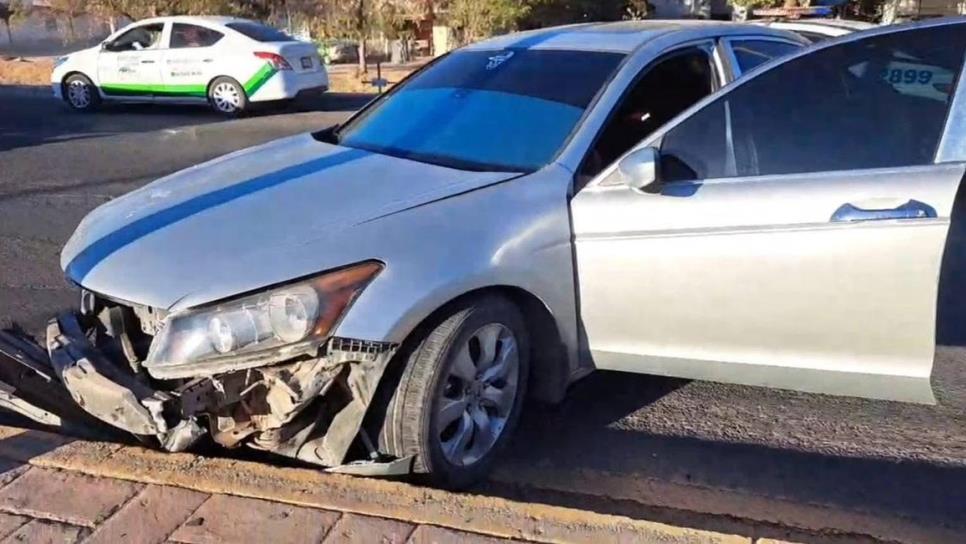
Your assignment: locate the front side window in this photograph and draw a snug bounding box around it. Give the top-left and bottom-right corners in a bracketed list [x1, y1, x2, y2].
[581, 47, 714, 179]
[729, 39, 802, 74]
[661, 26, 966, 182]
[171, 24, 223, 48]
[107, 23, 164, 52]
[338, 49, 625, 172]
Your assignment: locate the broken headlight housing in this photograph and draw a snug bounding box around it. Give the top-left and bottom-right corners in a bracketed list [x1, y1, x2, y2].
[143, 261, 383, 379]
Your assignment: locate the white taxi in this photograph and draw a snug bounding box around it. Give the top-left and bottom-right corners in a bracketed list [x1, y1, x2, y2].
[51, 16, 328, 115]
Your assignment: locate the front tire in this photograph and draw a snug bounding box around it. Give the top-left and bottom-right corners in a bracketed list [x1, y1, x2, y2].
[378, 295, 529, 489]
[63, 73, 100, 112]
[208, 76, 248, 116]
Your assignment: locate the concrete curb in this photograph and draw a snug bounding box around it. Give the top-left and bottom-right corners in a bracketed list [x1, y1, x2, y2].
[0, 425, 749, 544]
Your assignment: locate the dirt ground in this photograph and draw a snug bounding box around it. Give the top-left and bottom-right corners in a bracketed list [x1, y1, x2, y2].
[0, 56, 52, 86]
[327, 62, 424, 93]
[0, 55, 421, 93]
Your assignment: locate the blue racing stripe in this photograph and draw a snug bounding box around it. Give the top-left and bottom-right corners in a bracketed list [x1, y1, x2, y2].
[507, 24, 597, 50]
[65, 147, 370, 282]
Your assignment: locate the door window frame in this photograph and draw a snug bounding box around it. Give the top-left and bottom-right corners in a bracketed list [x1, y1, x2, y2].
[937, 44, 966, 162]
[169, 22, 225, 49]
[719, 35, 805, 78]
[573, 39, 723, 191]
[104, 22, 169, 53]
[581, 21, 966, 194]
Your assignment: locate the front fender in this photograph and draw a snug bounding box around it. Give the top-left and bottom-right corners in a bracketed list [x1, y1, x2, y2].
[52, 46, 101, 86]
[333, 166, 582, 380]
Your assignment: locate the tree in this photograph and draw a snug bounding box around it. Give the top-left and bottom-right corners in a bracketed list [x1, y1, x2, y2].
[624, 0, 650, 18]
[519, 1, 656, 29]
[46, 0, 88, 43]
[523, 0, 622, 27]
[727, 0, 784, 10]
[0, 2, 12, 44]
[88, 0, 276, 22]
[441, 0, 531, 45]
[303, 0, 404, 75]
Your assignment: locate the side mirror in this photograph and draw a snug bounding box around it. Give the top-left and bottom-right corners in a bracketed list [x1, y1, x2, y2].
[312, 124, 340, 144]
[618, 146, 661, 191]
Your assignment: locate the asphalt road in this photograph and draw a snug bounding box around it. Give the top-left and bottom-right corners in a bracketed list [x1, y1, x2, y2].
[1, 91, 964, 544]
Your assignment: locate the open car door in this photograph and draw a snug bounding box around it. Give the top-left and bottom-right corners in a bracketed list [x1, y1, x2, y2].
[570, 20, 966, 404]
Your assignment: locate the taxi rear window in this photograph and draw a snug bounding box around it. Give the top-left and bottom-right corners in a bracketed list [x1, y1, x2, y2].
[226, 22, 293, 42]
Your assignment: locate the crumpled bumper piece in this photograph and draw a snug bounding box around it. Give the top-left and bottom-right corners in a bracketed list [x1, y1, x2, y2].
[0, 329, 125, 440]
[179, 337, 398, 468]
[0, 312, 403, 475]
[46, 314, 170, 437]
[287, 341, 397, 467]
[178, 358, 344, 449]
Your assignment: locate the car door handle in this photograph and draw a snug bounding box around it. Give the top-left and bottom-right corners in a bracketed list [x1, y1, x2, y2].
[141, 60, 155, 64]
[831, 199, 936, 222]
[203, 59, 214, 63]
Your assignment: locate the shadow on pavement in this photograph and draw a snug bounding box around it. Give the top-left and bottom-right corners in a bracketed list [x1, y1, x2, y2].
[485, 370, 966, 544]
[937, 177, 966, 349]
[0, 370, 962, 543]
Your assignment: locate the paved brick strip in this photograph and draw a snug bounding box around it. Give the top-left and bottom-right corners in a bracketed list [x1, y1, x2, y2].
[0, 425, 761, 544]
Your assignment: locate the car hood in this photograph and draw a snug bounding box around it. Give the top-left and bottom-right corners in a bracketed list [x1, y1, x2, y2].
[63, 45, 100, 65]
[61, 133, 518, 310]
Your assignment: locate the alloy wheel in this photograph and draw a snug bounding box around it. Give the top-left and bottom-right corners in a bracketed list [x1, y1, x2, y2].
[67, 80, 91, 109]
[211, 82, 241, 113]
[435, 323, 520, 466]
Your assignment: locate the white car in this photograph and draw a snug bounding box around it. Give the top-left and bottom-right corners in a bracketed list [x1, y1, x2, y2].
[756, 18, 876, 42]
[51, 16, 328, 115]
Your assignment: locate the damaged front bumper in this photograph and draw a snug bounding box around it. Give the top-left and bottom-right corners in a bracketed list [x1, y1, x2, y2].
[0, 311, 411, 476]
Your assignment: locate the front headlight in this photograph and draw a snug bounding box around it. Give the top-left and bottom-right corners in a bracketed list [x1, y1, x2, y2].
[143, 261, 383, 379]
[53, 56, 69, 69]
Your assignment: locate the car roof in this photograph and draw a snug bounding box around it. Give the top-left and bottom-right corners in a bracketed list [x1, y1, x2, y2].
[132, 15, 251, 27]
[463, 20, 803, 54]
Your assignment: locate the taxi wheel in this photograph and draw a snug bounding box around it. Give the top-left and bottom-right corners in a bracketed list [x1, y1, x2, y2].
[208, 77, 248, 116]
[63, 74, 100, 112]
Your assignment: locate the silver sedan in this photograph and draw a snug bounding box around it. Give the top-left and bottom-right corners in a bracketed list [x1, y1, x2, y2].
[5, 18, 964, 487]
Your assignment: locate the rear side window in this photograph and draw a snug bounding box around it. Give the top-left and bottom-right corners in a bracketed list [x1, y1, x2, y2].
[171, 24, 223, 48]
[226, 22, 293, 42]
[730, 40, 802, 74]
[660, 25, 966, 182]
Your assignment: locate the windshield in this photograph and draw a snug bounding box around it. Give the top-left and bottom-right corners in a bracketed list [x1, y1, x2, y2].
[226, 22, 294, 42]
[337, 49, 625, 172]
